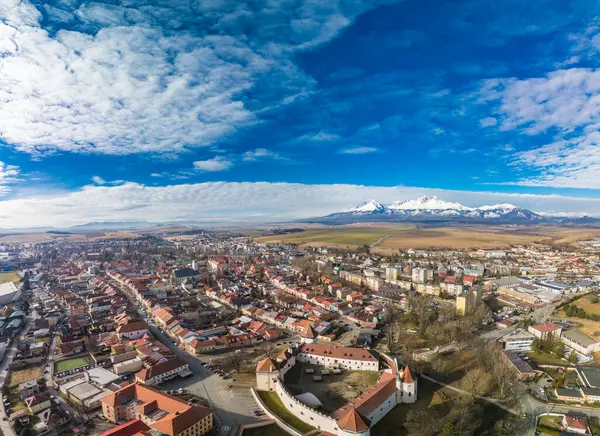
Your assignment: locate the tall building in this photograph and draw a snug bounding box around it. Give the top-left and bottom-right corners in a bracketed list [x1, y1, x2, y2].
[411, 267, 428, 284]
[385, 267, 400, 281]
[100, 382, 213, 436]
[455, 286, 482, 316]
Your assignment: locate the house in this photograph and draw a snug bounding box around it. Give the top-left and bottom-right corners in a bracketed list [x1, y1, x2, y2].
[116, 321, 148, 340]
[18, 380, 39, 400]
[562, 415, 589, 435]
[25, 394, 51, 414]
[135, 358, 191, 385]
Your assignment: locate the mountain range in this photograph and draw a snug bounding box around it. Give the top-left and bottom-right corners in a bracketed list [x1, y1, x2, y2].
[302, 196, 600, 225]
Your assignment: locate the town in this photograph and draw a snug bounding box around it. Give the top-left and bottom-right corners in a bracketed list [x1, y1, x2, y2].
[0, 230, 599, 436]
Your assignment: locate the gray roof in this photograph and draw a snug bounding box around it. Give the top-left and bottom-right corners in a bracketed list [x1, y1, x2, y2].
[579, 367, 600, 388]
[562, 329, 598, 347]
[173, 268, 200, 278]
[556, 387, 583, 398]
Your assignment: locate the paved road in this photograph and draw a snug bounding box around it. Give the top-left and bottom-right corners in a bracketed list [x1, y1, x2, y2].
[112, 280, 258, 435]
[0, 318, 33, 436]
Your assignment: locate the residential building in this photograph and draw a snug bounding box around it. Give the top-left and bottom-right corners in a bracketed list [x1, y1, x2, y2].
[135, 358, 191, 385]
[411, 268, 428, 284]
[528, 323, 562, 340]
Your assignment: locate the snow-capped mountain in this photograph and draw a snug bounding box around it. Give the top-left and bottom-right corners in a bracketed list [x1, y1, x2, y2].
[304, 196, 560, 224]
[345, 200, 385, 213]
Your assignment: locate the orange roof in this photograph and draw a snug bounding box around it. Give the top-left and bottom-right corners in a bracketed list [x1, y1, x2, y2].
[98, 419, 150, 436]
[403, 366, 414, 383]
[116, 321, 148, 334]
[299, 343, 378, 362]
[301, 323, 317, 339]
[101, 383, 211, 436]
[336, 407, 370, 432]
[256, 358, 277, 373]
[333, 373, 397, 419]
[136, 358, 187, 382]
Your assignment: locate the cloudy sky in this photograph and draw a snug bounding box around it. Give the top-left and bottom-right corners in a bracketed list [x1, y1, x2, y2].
[2, 0, 600, 227]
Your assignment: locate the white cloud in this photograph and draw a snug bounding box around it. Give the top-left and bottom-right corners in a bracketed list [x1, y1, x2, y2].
[0, 0, 386, 156]
[242, 148, 285, 162]
[0, 161, 20, 196]
[193, 157, 233, 172]
[481, 68, 600, 188]
[1, 181, 599, 228]
[480, 117, 498, 127]
[338, 146, 378, 154]
[92, 176, 106, 185]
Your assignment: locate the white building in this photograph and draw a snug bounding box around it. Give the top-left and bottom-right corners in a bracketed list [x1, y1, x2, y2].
[0, 282, 21, 305]
[411, 267, 428, 284]
[499, 329, 535, 352]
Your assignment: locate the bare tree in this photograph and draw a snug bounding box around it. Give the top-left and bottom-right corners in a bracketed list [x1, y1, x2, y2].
[404, 408, 443, 436]
[261, 341, 278, 359]
[461, 368, 490, 404]
[228, 353, 247, 373]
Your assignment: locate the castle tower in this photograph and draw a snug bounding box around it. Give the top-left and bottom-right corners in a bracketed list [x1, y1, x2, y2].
[256, 357, 278, 391]
[400, 366, 417, 404]
[300, 324, 317, 344]
[336, 406, 371, 436]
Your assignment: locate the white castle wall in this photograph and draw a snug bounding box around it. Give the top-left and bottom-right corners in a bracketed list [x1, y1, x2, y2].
[296, 352, 379, 371]
[274, 379, 341, 434]
[365, 389, 398, 426]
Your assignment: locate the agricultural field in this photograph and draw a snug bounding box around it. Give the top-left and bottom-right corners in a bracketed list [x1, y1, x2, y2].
[255, 225, 600, 251]
[0, 271, 21, 283]
[55, 355, 94, 372]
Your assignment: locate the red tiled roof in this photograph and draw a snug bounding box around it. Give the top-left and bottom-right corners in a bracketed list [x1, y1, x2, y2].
[336, 407, 370, 432]
[98, 419, 150, 436]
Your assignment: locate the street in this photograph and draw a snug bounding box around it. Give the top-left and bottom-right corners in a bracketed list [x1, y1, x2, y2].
[113, 280, 259, 435]
[0, 318, 32, 436]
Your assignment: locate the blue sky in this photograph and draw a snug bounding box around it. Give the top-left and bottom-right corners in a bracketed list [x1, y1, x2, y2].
[2, 0, 600, 226]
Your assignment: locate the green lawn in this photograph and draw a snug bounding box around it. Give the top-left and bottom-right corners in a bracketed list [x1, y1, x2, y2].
[55, 355, 94, 372]
[241, 424, 288, 436]
[526, 352, 566, 367]
[257, 391, 315, 433]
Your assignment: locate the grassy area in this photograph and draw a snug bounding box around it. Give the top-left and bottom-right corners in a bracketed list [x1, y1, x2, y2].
[0, 271, 21, 283]
[55, 355, 94, 372]
[527, 352, 566, 367]
[565, 370, 580, 387]
[241, 424, 288, 436]
[257, 391, 315, 433]
[8, 367, 43, 387]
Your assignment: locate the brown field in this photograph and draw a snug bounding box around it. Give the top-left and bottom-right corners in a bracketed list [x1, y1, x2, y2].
[255, 225, 600, 251]
[8, 367, 43, 387]
[0, 230, 139, 243]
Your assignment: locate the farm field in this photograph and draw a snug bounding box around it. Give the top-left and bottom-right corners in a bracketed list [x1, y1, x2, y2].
[55, 355, 94, 372]
[255, 225, 600, 250]
[0, 271, 21, 283]
[553, 293, 600, 339]
[255, 227, 411, 247]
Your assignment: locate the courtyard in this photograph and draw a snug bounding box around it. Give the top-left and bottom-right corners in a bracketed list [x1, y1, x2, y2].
[283, 362, 380, 413]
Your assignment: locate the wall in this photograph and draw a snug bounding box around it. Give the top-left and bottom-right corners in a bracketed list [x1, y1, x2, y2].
[250, 388, 303, 436]
[274, 380, 339, 434]
[366, 389, 397, 426]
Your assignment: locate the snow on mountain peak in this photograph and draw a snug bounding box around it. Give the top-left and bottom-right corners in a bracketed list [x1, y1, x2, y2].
[388, 196, 471, 211]
[477, 203, 518, 212]
[345, 199, 385, 213]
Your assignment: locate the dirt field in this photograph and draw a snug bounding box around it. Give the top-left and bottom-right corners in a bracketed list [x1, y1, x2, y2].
[0, 231, 140, 243]
[255, 225, 600, 251]
[8, 366, 43, 387]
[0, 271, 21, 283]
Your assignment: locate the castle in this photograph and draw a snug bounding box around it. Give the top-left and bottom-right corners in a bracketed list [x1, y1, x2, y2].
[255, 324, 417, 435]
